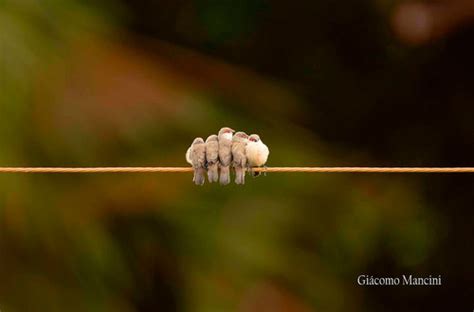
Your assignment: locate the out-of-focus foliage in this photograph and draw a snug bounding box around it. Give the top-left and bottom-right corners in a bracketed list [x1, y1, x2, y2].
[0, 0, 117, 162]
[0, 0, 472, 311]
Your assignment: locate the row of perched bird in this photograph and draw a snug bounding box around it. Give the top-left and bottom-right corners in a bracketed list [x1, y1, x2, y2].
[186, 127, 270, 185]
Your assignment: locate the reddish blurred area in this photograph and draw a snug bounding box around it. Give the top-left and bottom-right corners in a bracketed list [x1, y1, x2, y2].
[392, 0, 474, 45]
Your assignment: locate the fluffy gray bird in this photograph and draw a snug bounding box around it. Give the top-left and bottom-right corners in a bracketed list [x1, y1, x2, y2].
[188, 137, 206, 185]
[205, 134, 219, 183]
[246, 134, 269, 177]
[232, 131, 249, 185]
[218, 127, 235, 185]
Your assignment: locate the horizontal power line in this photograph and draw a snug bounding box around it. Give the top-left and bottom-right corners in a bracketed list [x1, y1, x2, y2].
[0, 167, 472, 173]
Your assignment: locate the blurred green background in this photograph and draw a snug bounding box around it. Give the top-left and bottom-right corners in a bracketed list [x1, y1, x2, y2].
[0, 0, 473, 311]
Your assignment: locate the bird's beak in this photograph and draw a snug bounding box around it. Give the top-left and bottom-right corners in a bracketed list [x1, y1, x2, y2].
[231, 129, 235, 133]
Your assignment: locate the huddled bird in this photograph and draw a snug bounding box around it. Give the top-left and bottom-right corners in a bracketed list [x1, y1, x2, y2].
[218, 127, 235, 185]
[246, 134, 269, 176]
[186, 127, 269, 185]
[205, 134, 219, 183]
[187, 137, 206, 185]
[231, 131, 249, 185]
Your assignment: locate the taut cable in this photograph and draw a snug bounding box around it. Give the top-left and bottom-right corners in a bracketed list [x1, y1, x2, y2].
[0, 167, 472, 173]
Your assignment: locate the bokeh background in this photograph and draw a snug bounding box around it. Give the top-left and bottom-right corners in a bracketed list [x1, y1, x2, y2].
[1, 0, 473, 311]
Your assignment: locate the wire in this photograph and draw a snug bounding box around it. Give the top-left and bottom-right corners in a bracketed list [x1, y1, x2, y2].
[0, 167, 472, 173]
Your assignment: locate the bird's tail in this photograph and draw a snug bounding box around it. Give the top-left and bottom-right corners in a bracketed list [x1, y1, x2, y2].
[194, 168, 205, 185]
[235, 167, 246, 185]
[219, 166, 230, 185]
[207, 163, 219, 183]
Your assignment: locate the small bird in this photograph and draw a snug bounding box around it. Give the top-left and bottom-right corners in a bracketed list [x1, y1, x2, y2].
[205, 134, 219, 183]
[218, 127, 235, 185]
[232, 131, 249, 185]
[188, 137, 206, 185]
[246, 134, 269, 177]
